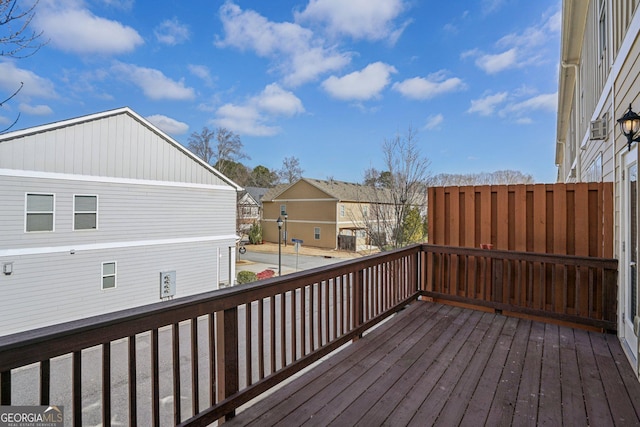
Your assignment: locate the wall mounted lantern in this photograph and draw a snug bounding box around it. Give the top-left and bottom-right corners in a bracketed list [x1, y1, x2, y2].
[617, 103, 640, 151]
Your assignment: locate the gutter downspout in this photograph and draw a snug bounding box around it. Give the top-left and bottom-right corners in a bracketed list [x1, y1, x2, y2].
[561, 61, 581, 182]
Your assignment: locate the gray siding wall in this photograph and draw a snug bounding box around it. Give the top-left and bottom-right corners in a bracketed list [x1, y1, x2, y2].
[0, 172, 236, 335]
[0, 112, 228, 186]
[0, 174, 235, 249]
[1, 242, 232, 336]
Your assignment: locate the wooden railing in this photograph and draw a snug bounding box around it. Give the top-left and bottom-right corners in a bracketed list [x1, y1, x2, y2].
[420, 244, 618, 330]
[0, 246, 420, 426]
[0, 245, 618, 426]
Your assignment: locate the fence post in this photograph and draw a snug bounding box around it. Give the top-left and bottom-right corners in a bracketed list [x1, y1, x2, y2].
[353, 269, 364, 340]
[0, 371, 10, 405]
[216, 307, 239, 422]
[603, 267, 618, 330]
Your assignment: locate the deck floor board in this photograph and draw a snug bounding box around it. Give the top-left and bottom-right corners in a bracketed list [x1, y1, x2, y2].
[227, 301, 640, 427]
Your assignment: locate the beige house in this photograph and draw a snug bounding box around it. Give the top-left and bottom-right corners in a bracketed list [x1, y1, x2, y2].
[261, 178, 394, 250]
[555, 0, 639, 378]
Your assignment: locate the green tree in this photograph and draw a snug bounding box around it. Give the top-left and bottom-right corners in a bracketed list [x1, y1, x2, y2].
[250, 165, 279, 187]
[217, 160, 250, 186]
[402, 207, 424, 244]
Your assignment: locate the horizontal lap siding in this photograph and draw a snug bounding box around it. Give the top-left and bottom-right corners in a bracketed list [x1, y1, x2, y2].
[0, 175, 235, 249]
[428, 183, 613, 257]
[0, 241, 227, 336]
[0, 112, 229, 187]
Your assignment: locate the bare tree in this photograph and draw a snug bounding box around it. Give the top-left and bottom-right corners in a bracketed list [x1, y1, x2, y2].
[357, 127, 431, 250]
[279, 156, 303, 184]
[187, 127, 249, 179]
[429, 170, 534, 186]
[214, 127, 249, 177]
[1, 0, 46, 133]
[187, 127, 215, 164]
[1, 0, 45, 58]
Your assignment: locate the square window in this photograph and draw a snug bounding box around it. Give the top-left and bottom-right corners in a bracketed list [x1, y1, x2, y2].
[74, 195, 97, 230]
[26, 193, 54, 232]
[102, 262, 117, 290]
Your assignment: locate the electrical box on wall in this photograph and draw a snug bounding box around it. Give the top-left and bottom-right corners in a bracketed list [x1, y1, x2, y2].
[160, 271, 176, 299]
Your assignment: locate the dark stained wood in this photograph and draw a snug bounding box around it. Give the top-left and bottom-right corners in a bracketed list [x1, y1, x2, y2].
[1, 370, 10, 405]
[72, 351, 82, 427]
[102, 343, 111, 427]
[225, 301, 640, 427]
[128, 335, 137, 427]
[40, 360, 50, 405]
[0, 245, 627, 426]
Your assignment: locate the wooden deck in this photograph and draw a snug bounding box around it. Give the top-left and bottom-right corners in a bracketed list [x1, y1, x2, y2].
[227, 301, 640, 427]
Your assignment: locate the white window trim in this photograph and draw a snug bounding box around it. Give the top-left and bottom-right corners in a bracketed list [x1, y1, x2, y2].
[101, 261, 117, 290]
[24, 192, 55, 233]
[314, 227, 321, 240]
[73, 194, 98, 231]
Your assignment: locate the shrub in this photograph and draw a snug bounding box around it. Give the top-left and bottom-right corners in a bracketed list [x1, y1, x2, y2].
[237, 270, 257, 284]
[248, 222, 262, 244]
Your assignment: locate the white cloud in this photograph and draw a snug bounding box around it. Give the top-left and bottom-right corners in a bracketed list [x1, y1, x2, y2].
[322, 62, 397, 101]
[213, 103, 279, 137]
[154, 18, 190, 46]
[146, 114, 189, 135]
[99, 0, 134, 10]
[254, 83, 305, 116]
[468, 91, 557, 122]
[475, 48, 518, 74]
[502, 92, 557, 115]
[468, 92, 508, 116]
[481, 0, 507, 15]
[18, 103, 53, 115]
[212, 83, 304, 136]
[295, 0, 409, 43]
[216, 2, 350, 86]
[0, 61, 57, 99]
[424, 114, 444, 130]
[36, 5, 143, 54]
[111, 62, 195, 101]
[392, 71, 465, 100]
[466, 8, 561, 74]
[188, 65, 213, 86]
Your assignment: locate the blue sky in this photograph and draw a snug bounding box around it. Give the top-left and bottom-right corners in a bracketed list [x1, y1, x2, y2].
[1, 0, 561, 183]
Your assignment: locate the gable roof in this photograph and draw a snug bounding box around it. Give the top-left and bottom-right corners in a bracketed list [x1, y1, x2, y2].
[245, 186, 271, 206]
[263, 177, 394, 204]
[0, 107, 242, 191]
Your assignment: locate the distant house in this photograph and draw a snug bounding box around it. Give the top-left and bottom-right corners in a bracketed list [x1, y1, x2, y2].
[261, 178, 397, 250]
[0, 107, 240, 336]
[555, 1, 639, 378]
[237, 186, 270, 238]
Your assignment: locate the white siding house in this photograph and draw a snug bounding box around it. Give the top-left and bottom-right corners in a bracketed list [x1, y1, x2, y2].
[556, 1, 640, 379]
[0, 107, 240, 336]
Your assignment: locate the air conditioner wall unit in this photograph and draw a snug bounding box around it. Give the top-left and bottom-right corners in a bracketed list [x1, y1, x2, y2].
[589, 114, 608, 140]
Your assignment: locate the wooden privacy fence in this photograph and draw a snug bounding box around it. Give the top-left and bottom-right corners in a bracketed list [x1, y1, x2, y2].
[420, 244, 618, 330]
[428, 182, 614, 258]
